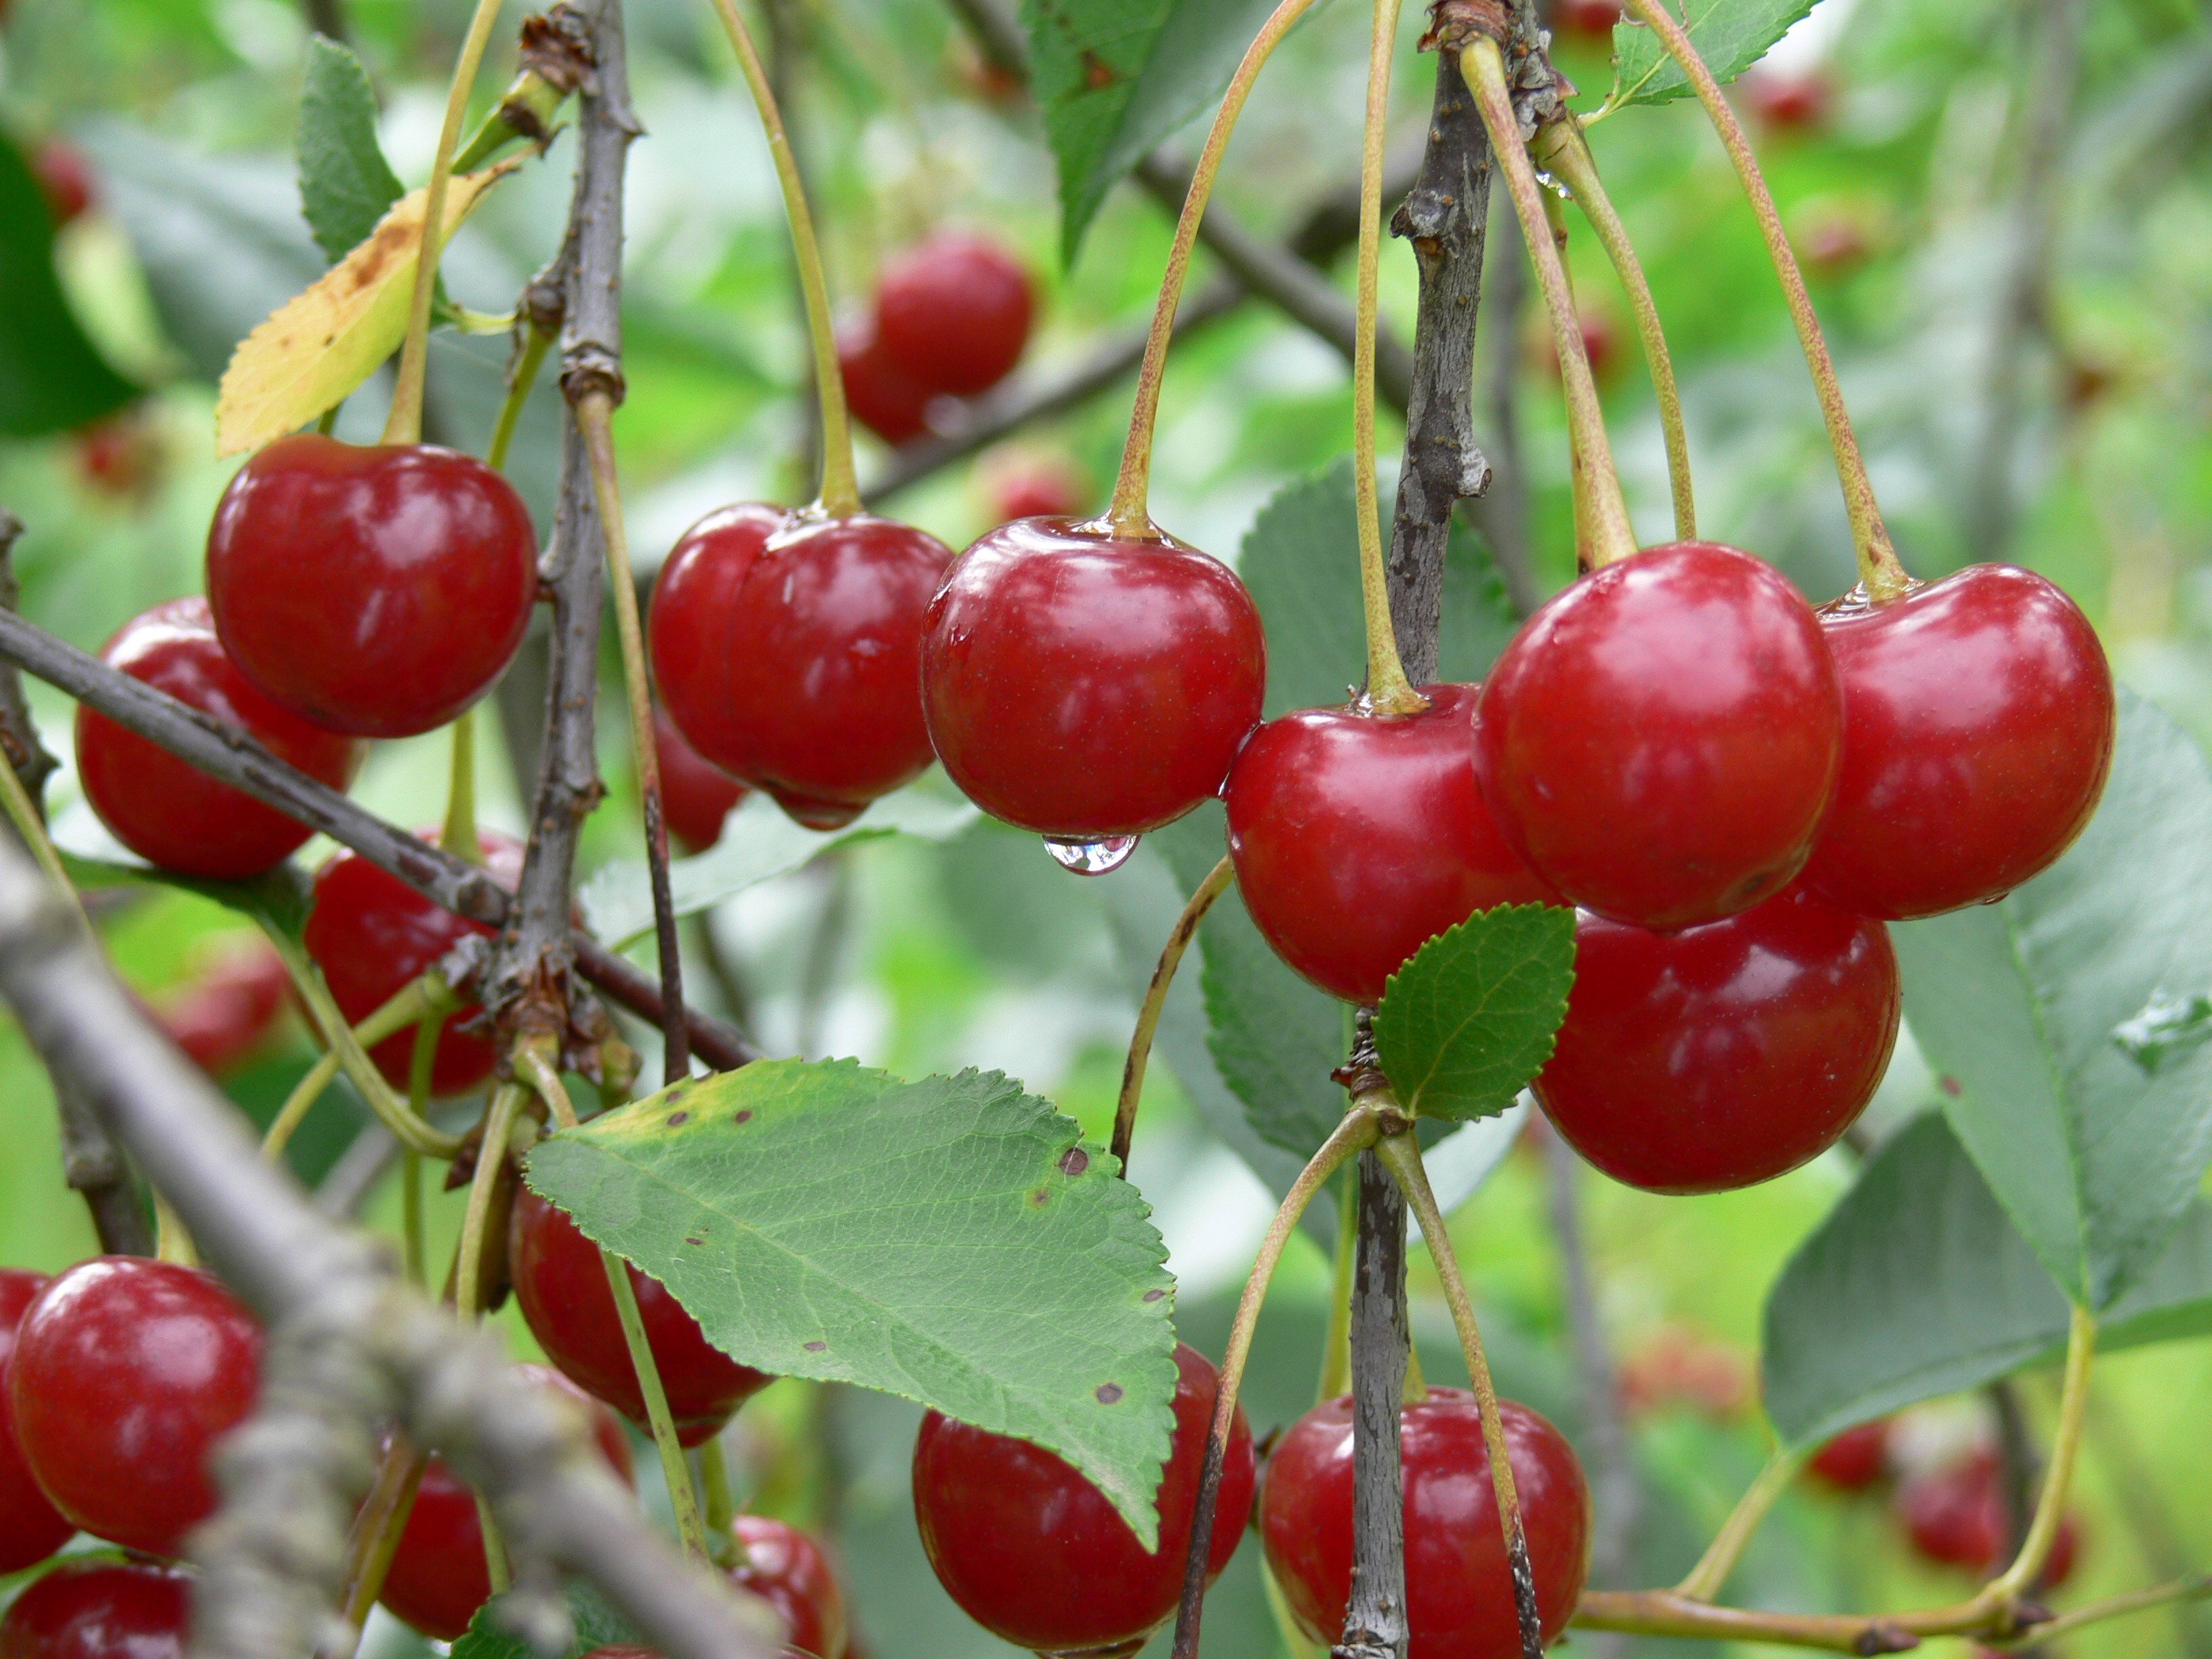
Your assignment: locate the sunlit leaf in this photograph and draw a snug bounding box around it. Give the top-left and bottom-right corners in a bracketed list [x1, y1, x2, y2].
[1608, 0, 1815, 109]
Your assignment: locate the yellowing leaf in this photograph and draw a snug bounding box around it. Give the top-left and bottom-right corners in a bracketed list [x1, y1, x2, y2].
[215, 163, 515, 456]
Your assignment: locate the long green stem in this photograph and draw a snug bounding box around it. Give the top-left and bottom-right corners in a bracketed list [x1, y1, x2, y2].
[1616, 0, 1910, 599]
[1462, 37, 1636, 570]
[1532, 119, 1696, 541]
[457, 1080, 527, 1595]
[384, 0, 508, 447]
[488, 325, 553, 472]
[263, 975, 456, 1163]
[1106, 0, 1323, 539]
[1674, 1448, 1800, 1600]
[1317, 1166, 1357, 1401]
[440, 706, 483, 865]
[701, 0, 859, 516]
[1986, 1305, 2095, 1599]
[1994, 1576, 2212, 1647]
[700, 1437, 738, 1561]
[1111, 855, 1232, 1172]
[319, 1433, 431, 1659]
[402, 1013, 445, 1288]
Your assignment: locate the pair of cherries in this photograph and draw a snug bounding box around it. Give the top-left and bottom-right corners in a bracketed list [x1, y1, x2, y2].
[838, 232, 1033, 446]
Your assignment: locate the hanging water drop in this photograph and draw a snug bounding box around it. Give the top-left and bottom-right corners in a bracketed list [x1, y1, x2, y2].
[1043, 834, 1140, 876]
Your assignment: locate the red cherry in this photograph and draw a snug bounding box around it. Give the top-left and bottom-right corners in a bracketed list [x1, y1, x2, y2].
[922, 518, 1267, 841]
[1615, 1325, 1754, 1420]
[875, 234, 1033, 398]
[981, 453, 1087, 524]
[728, 1515, 848, 1659]
[1896, 1453, 2079, 1588]
[651, 505, 953, 831]
[1801, 566, 2114, 920]
[1261, 1390, 1589, 1659]
[302, 828, 525, 1095]
[205, 434, 538, 739]
[838, 321, 936, 447]
[30, 138, 93, 228]
[1547, 0, 1621, 40]
[1223, 686, 1558, 1005]
[6, 1257, 261, 1559]
[1534, 886, 1898, 1193]
[1806, 1419, 1891, 1492]
[1475, 542, 1841, 930]
[73, 410, 161, 499]
[912, 1341, 1254, 1657]
[0, 1271, 73, 1574]
[75, 598, 364, 880]
[508, 1185, 772, 1448]
[0, 1561, 191, 1659]
[655, 705, 750, 853]
[381, 1365, 633, 1639]
[156, 936, 292, 1077]
[1744, 70, 1833, 132]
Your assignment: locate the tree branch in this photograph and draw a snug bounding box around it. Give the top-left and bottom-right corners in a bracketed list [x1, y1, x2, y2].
[1336, 1130, 1410, 1659]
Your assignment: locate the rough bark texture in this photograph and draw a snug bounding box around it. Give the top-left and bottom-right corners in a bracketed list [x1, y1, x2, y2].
[1335, 1145, 1412, 1659]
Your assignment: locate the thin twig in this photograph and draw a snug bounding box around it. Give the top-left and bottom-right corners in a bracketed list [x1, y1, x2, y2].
[1111, 855, 1232, 1171]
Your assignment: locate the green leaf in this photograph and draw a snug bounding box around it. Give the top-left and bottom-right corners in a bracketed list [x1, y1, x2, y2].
[523, 1059, 1181, 1547]
[1762, 1113, 2212, 1448]
[1892, 689, 2212, 1310]
[58, 848, 314, 941]
[450, 1577, 643, 1659]
[1371, 906, 1576, 1122]
[0, 129, 139, 437]
[1023, 0, 1286, 261]
[295, 35, 404, 264]
[1607, 0, 1815, 110]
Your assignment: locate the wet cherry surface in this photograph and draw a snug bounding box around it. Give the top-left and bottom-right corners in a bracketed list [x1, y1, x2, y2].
[726, 1515, 849, 1659]
[0, 1270, 73, 1574]
[0, 1559, 191, 1659]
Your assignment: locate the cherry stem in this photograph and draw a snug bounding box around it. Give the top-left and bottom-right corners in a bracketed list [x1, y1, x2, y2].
[699, 1437, 738, 1563]
[1532, 119, 1696, 541]
[1107, 0, 1324, 540]
[263, 973, 458, 1164]
[1317, 1167, 1356, 1402]
[702, 0, 859, 519]
[1111, 855, 1233, 1172]
[1169, 1105, 1381, 1659]
[1673, 1447, 1799, 1600]
[439, 706, 485, 865]
[1375, 1130, 1544, 1659]
[152, 1192, 199, 1267]
[1998, 1575, 2212, 1647]
[487, 322, 554, 473]
[1461, 37, 1636, 571]
[576, 390, 691, 1084]
[1986, 1304, 2096, 1601]
[384, 0, 507, 448]
[0, 742, 78, 906]
[319, 1433, 430, 1659]
[402, 1012, 443, 1290]
[1616, 0, 1910, 598]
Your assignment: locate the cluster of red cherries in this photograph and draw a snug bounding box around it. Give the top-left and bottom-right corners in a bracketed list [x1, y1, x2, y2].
[836, 231, 1033, 447]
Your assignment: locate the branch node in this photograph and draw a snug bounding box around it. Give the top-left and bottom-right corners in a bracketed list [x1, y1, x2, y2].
[560, 348, 627, 409]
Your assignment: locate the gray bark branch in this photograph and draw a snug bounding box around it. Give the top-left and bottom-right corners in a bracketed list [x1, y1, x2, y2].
[1336, 1143, 1410, 1659]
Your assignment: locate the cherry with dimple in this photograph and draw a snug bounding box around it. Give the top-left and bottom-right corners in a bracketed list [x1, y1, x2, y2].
[1225, 684, 1557, 1004]
[726, 1515, 849, 1659]
[874, 232, 1033, 398]
[655, 705, 750, 852]
[912, 1340, 1254, 1657]
[1534, 884, 1900, 1193]
[76, 597, 364, 880]
[206, 434, 538, 739]
[0, 1559, 192, 1659]
[0, 1269, 73, 1574]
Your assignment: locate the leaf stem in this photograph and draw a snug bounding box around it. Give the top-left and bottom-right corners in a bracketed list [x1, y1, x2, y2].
[1531, 119, 1696, 541]
[1990, 1575, 2212, 1647]
[1461, 36, 1636, 570]
[1169, 1106, 1382, 1659]
[1111, 855, 1232, 1172]
[262, 973, 457, 1163]
[1986, 1304, 2095, 1600]
[1673, 1447, 1800, 1600]
[1616, 0, 1910, 598]
[700, 1437, 738, 1559]
[384, 0, 507, 447]
[1107, 0, 1324, 540]
[701, 0, 859, 518]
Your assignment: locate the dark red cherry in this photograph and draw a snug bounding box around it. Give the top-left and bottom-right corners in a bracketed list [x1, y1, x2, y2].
[921, 518, 1267, 840]
[1546, 0, 1621, 40]
[912, 1341, 1254, 1658]
[155, 937, 291, 1078]
[30, 138, 93, 227]
[1224, 685, 1558, 1005]
[1534, 886, 1899, 1193]
[7, 1257, 261, 1559]
[651, 505, 952, 829]
[381, 1365, 632, 1639]
[205, 434, 537, 739]
[727, 1515, 848, 1659]
[1896, 1452, 2078, 1588]
[1806, 1419, 1891, 1492]
[1475, 542, 1841, 930]
[655, 705, 750, 853]
[302, 829, 525, 1095]
[0, 1561, 190, 1659]
[1801, 565, 2114, 920]
[508, 1185, 772, 1448]
[1261, 1389, 1589, 1659]
[875, 233, 1032, 398]
[0, 1271, 73, 1574]
[838, 321, 935, 447]
[1744, 70, 1833, 132]
[583, 1649, 819, 1659]
[75, 598, 364, 880]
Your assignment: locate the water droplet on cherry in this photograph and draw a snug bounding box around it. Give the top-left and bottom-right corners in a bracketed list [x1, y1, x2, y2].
[1043, 835, 1139, 876]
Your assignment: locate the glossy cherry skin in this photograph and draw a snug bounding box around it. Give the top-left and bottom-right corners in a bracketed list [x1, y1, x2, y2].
[155, 937, 291, 1078]
[655, 706, 750, 853]
[303, 829, 525, 1095]
[1896, 1453, 2078, 1588]
[1806, 1419, 1891, 1493]
[76, 598, 364, 880]
[922, 518, 1267, 839]
[728, 1515, 848, 1659]
[1535, 886, 1898, 1193]
[875, 234, 1033, 397]
[1224, 686, 1559, 1005]
[205, 434, 538, 739]
[0, 1271, 73, 1574]
[1801, 565, 2115, 920]
[509, 1185, 772, 1448]
[1475, 543, 1841, 930]
[651, 505, 953, 830]
[0, 1561, 192, 1659]
[912, 1341, 1254, 1658]
[381, 1365, 633, 1639]
[1261, 1391, 1589, 1659]
[838, 321, 935, 447]
[7, 1257, 262, 1559]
